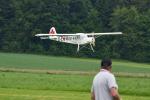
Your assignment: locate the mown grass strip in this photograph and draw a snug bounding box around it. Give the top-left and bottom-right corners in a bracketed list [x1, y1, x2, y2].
[0, 52, 149, 73]
[0, 68, 150, 78]
[0, 88, 90, 100]
[0, 88, 149, 100]
[0, 72, 149, 96]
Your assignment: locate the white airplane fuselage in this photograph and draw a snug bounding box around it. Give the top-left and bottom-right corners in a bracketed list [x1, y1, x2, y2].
[49, 33, 94, 45]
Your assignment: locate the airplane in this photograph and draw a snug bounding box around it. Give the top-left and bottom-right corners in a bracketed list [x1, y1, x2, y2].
[35, 27, 122, 52]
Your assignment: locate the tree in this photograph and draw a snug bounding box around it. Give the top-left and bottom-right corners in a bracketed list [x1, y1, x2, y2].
[110, 6, 149, 62]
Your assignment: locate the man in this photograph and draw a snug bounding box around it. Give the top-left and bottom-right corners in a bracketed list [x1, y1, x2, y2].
[91, 58, 121, 100]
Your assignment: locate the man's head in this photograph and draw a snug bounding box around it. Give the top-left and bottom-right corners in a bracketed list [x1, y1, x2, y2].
[101, 58, 112, 70]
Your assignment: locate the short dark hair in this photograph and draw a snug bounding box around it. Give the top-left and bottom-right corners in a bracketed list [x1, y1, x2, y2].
[101, 58, 112, 68]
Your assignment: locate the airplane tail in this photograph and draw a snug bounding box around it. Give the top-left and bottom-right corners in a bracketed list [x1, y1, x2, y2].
[49, 27, 57, 35]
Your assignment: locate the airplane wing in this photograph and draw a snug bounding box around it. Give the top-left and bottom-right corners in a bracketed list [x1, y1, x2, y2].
[35, 33, 79, 37]
[85, 32, 123, 36]
[35, 32, 123, 37]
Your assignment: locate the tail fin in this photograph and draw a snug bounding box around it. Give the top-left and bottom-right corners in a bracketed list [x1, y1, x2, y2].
[49, 27, 57, 34]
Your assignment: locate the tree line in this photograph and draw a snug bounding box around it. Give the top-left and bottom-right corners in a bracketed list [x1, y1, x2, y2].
[0, 0, 149, 62]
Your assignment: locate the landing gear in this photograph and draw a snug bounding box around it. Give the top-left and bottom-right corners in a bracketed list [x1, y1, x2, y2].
[77, 44, 80, 52]
[90, 43, 95, 52]
[76, 44, 95, 52]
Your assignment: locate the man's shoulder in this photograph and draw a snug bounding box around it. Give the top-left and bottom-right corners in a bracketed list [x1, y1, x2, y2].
[94, 72, 112, 79]
[99, 71, 115, 79]
[100, 71, 114, 76]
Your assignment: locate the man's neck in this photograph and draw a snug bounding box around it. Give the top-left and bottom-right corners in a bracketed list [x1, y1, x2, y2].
[101, 68, 111, 73]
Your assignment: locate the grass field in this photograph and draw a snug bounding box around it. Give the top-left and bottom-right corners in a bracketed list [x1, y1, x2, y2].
[0, 52, 150, 73]
[0, 72, 149, 100]
[0, 52, 150, 100]
[0, 88, 149, 100]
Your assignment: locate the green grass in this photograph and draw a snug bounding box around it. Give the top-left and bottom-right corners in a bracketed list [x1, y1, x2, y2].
[0, 72, 150, 96]
[0, 88, 150, 100]
[0, 52, 149, 73]
[0, 72, 149, 100]
[0, 72, 92, 91]
[0, 88, 90, 100]
[0, 52, 150, 100]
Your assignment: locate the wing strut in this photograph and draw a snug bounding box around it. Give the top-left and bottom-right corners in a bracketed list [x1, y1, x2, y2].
[90, 43, 95, 52]
[77, 44, 80, 52]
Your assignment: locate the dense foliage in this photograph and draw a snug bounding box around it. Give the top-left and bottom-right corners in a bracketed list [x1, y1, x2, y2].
[0, 0, 149, 62]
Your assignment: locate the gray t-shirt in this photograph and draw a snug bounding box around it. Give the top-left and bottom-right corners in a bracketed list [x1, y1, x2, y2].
[91, 69, 118, 100]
